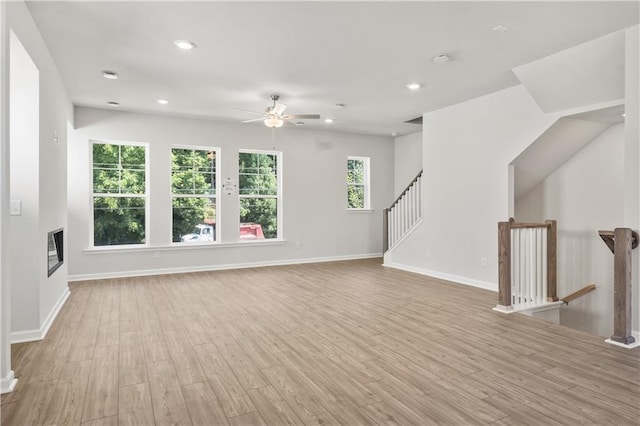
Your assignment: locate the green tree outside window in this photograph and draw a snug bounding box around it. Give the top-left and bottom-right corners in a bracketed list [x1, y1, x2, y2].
[92, 143, 146, 246]
[171, 148, 217, 242]
[239, 152, 279, 239]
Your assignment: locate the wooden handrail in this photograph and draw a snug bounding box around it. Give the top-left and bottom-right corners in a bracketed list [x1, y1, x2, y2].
[599, 229, 639, 253]
[389, 170, 422, 210]
[509, 222, 552, 229]
[561, 284, 596, 304]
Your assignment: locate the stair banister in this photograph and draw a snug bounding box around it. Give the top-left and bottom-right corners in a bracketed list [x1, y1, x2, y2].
[383, 170, 423, 252]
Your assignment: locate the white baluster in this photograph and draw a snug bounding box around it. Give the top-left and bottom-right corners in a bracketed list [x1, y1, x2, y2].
[512, 229, 516, 305]
[542, 228, 548, 301]
[529, 228, 534, 304]
[536, 227, 542, 304]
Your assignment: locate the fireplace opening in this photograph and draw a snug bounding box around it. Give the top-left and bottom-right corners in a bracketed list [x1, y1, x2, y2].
[47, 228, 63, 277]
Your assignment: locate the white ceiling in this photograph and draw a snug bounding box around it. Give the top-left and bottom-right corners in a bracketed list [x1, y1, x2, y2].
[25, 1, 639, 136]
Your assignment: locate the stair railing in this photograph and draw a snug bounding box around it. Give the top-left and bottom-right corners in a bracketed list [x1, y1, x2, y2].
[598, 228, 639, 345]
[383, 170, 423, 252]
[496, 218, 558, 312]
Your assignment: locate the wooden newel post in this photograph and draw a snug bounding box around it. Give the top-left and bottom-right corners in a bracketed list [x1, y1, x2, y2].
[382, 208, 389, 252]
[498, 221, 512, 308]
[611, 228, 635, 345]
[546, 220, 558, 302]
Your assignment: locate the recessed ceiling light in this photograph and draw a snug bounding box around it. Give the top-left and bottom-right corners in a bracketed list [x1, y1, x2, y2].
[433, 54, 450, 64]
[406, 83, 422, 90]
[622, 113, 626, 118]
[324, 118, 334, 124]
[334, 103, 346, 109]
[174, 40, 196, 50]
[107, 101, 120, 107]
[103, 71, 118, 80]
[492, 24, 510, 33]
[391, 132, 398, 137]
[295, 122, 305, 126]
[156, 99, 169, 105]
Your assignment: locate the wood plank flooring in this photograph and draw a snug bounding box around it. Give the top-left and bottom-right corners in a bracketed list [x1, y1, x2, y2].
[1, 258, 639, 425]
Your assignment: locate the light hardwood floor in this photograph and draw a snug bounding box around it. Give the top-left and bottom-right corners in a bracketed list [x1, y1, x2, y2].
[1, 259, 639, 425]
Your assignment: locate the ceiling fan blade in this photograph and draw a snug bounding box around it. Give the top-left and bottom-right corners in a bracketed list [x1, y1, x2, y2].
[233, 108, 264, 116]
[272, 102, 287, 115]
[242, 117, 266, 123]
[287, 114, 320, 119]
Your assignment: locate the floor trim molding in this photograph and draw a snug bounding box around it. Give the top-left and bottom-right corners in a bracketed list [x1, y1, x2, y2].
[10, 287, 70, 344]
[68, 253, 382, 282]
[383, 262, 497, 292]
[0, 370, 17, 394]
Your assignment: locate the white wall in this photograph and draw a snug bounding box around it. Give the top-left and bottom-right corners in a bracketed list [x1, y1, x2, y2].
[516, 124, 624, 337]
[386, 85, 558, 289]
[624, 26, 639, 335]
[393, 131, 421, 197]
[9, 30, 39, 333]
[5, 1, 72, 341]
[68, 107, 394, 279]
[513, 30, 625, 113]
[0, 0, 15, 393]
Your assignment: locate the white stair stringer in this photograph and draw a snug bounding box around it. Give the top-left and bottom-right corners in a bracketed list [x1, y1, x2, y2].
[383, 218, 423, 265]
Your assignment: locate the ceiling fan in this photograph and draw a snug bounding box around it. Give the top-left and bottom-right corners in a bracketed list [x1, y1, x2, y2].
[236, 95, 321, 128]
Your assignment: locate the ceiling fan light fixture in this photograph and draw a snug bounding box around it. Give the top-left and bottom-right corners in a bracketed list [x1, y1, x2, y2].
[264, 116, 284, 128]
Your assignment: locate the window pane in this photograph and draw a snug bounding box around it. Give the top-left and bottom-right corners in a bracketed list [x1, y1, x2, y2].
[348, 184, 365, 209]
[172, 197, 216, 243]
[93, 143, 146, 194]
[93, 168, 120, 193]
[171, 148, 216, 195]
[120, 169, 146, 194]
[93, 197, 145, 246]
[240, 198, 277, 239]
[93, 143, 119, 168]
[347, 159, 365, 184]
[121, 145, 146, 169]
[239, 153, 278, 195]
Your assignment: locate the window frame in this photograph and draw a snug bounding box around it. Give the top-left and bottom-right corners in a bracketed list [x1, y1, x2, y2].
[238, 149, 283, 241]
[90, 139, 150, 249]
[347, 155, 371, 210]
[170, 145, 221, 245]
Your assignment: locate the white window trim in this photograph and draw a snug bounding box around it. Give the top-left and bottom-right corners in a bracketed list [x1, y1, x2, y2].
[82, 239, 287, 255]
[170, 145, 221, 246]
[90, 139, 150, 249]
[238, 149, 283, 241]
[347, 155, 370, 210]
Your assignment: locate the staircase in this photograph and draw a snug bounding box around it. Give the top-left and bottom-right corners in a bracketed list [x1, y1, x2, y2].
[383, 170, 422, 252]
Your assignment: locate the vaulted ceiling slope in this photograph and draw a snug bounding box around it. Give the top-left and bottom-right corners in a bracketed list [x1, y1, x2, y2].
[25, 1, 639, 136]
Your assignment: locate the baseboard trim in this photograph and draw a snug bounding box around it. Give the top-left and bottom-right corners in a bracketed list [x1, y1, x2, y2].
[383, 262, 497, 292]
[0, 370, 17, 394]
[11, 287, 70, 344]
[68, 253, 383, 282]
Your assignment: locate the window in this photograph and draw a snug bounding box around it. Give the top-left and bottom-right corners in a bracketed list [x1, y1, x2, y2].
[239, 150, 281, 240]
[347, 156, 370, 209]
[171, 147, 219, 243]
[92, 141, 147, 246]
